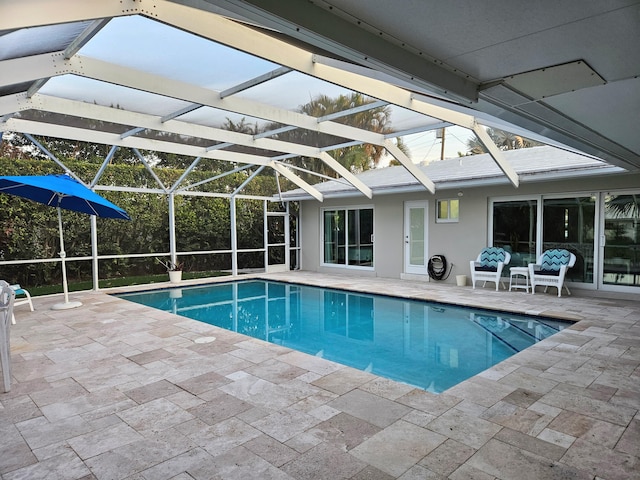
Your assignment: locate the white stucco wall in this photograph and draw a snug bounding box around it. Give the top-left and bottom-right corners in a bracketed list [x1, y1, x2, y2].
[298, 171, 640, 284]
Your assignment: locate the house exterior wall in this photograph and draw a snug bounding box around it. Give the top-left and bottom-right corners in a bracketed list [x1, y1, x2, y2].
[299, 171, 640, 285]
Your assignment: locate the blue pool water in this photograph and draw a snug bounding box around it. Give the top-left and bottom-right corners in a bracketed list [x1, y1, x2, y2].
[116, 280, 571, 393]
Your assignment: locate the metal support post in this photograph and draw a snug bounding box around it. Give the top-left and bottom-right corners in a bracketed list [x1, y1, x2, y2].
[263, 200, 269, 271]
[91, 215, 98, 291]
[168, 193, 177, 265]
[230, 197, 238, 276]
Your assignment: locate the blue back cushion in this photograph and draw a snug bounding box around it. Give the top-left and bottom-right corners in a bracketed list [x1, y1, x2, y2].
[540, 249, 571, 272]
[479, 247, 505, 269]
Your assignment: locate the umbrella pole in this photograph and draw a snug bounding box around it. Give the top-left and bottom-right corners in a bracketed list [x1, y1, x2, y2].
[52, 207, 82, 310]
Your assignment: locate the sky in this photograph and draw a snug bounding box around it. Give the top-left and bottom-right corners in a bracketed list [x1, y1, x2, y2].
[401, 126, 474, 165]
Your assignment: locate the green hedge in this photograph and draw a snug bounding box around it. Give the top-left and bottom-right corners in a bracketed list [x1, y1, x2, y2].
[0, 157, 277, 289]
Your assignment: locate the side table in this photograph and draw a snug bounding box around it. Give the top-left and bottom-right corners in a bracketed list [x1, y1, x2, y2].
[509, 266, 530, 293]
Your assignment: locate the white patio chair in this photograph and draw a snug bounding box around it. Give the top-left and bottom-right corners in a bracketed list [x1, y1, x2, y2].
[470, 247, 511, 291]
[528, 249, 576, 297]
[10, 284, 33, 325]
[1, 280, 16, 392]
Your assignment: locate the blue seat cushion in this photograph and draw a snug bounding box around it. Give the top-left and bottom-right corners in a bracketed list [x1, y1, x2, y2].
[540, 249, 571, 273]
[10, 284, 26, 295]
[478, 247, 505, 270]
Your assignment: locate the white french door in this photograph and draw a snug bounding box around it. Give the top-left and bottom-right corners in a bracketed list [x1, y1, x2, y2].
[265, 211, 288, 273]
[404, 201, 428, 275]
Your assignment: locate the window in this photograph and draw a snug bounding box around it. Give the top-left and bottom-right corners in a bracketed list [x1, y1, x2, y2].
[323, 207, 373, 268]
[436, 199, 459, 223]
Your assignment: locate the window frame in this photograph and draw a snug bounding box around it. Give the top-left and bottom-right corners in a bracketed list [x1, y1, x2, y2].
[436, 198, 459, 223]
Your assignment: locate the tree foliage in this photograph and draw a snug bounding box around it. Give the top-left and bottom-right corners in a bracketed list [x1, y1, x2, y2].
[466, 128, 543, 154]
[266, 93, 408, 181]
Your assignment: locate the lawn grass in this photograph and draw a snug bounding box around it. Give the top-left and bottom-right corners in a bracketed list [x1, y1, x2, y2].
[26, 270, 230, 297]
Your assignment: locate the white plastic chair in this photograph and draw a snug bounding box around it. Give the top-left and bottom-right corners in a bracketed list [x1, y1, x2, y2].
[10, 284, 34, 324]
[470, 247, 511, 291]
[528, 249, 576, 297]
[1, 280, 16, 393]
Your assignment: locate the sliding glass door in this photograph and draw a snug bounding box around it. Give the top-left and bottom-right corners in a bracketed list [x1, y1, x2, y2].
[492, 191, 640, 292]
[492, 195, 596, 284]
[602, 193, 640, 288]
[323, 207, 374, 268]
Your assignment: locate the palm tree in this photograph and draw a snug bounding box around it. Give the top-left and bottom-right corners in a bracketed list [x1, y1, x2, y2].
[466, 127, 543, 154]
[221, 118, 261, 136]
[269, 93, 405, 180]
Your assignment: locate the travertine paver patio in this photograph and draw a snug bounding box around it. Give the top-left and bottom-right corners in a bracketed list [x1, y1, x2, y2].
[1, 272, 638, 479]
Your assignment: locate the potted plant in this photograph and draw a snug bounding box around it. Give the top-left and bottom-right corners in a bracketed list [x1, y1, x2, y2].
[157, 258, 184, 283]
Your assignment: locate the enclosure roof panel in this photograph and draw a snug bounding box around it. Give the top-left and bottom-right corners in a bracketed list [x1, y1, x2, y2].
[1, 0, 633, 200]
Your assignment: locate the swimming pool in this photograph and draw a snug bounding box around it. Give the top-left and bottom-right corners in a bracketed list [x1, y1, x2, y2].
[116, 280, 571, 393]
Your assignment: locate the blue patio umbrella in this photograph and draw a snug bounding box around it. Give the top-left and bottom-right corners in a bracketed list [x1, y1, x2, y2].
[0, 174, 130, 309]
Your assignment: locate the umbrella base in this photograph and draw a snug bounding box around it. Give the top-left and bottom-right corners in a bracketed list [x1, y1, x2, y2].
[51, 300, 83, 310]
